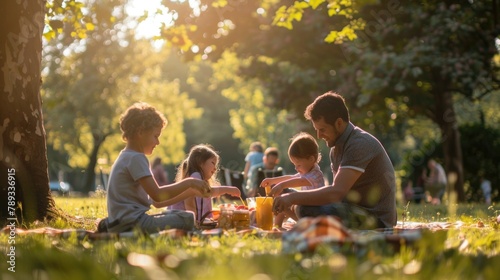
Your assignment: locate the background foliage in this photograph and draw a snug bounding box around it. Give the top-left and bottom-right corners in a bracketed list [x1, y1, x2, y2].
[40, 0, 500, 202]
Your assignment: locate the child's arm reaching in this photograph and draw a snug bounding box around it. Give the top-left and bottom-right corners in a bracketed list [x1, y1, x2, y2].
[267, 177, 311, 197]
[260, 175, 297, 189]
[139, 176, 211, 203]
[211, 186, 241, 198]
[152, 188, 197, 208]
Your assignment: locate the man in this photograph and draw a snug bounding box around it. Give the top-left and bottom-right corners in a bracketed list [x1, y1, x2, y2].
[244, 147, 282, 197]
[272, 92, 397, 229]
[424, 159, 447, 205]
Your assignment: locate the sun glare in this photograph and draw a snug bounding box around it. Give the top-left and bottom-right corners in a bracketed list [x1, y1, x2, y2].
[126, 0, 171, 39]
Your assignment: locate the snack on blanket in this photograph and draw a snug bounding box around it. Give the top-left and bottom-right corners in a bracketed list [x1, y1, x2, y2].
[232, 209, 250, 230]
[217, 204, 250, 230]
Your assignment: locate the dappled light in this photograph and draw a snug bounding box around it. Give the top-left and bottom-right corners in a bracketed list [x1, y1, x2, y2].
[2, 0, 500, 278]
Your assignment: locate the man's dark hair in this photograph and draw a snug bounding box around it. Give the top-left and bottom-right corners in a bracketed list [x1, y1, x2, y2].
[304, 91, 350, 126]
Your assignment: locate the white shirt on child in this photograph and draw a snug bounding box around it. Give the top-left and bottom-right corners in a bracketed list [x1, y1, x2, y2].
[106, 149, 152, 232]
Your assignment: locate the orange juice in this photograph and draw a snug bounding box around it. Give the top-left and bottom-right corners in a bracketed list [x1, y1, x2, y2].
[256, 197, 273, 230]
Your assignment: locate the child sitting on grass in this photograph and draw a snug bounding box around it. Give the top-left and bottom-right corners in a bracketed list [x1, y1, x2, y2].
[170, 144, 241, 225]
[105, 102, 211, 233]
[260, 132, 324, 230]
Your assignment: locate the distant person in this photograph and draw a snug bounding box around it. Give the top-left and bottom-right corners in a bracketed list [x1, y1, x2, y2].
[243, 142, 264, 181]
[151, 157, 169, 186]
[169, 144, 241, 224]
[272, 91, 397, 229]
[245, 147, 282, 197]
[480, 176, 492, 205]
[424, 159, 447, 205]
[105, 102, 211, 233]
[260, 132, 324, 229]
[402, 179, 414, 204]
[413, 168, 427, 204]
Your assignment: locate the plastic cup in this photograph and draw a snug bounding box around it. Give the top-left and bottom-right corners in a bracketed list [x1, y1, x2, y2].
[246, 197, 256, 209]
[256, 197, 273, 230]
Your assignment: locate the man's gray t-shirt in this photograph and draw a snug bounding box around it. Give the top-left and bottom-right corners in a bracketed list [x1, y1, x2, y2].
[330, 123, 397, 227]
[106, 149, 152, 232]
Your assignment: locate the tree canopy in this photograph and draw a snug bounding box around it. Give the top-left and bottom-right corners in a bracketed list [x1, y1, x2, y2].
[156, 0, 500, 201]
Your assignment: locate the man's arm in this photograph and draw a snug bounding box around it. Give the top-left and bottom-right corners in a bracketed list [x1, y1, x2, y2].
[273, 168, 362, 213]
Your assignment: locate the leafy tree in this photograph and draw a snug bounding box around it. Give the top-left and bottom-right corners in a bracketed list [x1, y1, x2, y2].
[176, 59, 245, 169]
[160, 0, 500, 202]
[42, 1, 133, 193]
[210, 52, 307, 169]
[338, 0, 500, 201]
[0, 0, 200, 223]
[43, 32, 202, 192]
[459, 123, 500, 202]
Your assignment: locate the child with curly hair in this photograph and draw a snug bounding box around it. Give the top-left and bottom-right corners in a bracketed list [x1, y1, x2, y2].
[106, 102, 211, 233]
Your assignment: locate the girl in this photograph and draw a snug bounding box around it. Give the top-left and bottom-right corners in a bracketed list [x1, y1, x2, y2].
[170, 144, 241, 224]
[260, 132, 324, 229]
[106, 102, 211, 233]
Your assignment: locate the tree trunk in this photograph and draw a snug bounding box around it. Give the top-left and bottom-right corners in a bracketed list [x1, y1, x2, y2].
[82, 133, 107, 194]
[0, 0, 57, 224]
[434, 90, 465, 202]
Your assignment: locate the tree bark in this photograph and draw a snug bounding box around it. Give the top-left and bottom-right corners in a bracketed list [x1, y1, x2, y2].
[0, 0, 57, 224]
[434, 89, 465, 202]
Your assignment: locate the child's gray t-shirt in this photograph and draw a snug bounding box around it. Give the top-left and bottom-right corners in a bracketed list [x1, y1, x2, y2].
[106, 149, 152, 232]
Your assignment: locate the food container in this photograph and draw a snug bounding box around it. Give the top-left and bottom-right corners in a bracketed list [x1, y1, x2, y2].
[218, 208, 233, 229]
[232, 209, 250, 230]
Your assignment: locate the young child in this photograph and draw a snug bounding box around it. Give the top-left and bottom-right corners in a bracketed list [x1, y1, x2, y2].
[106, 102, 211, 233]
[170, 144, 241, 224]
[243, 141, 264, 181]
[260, 132, 324, 229]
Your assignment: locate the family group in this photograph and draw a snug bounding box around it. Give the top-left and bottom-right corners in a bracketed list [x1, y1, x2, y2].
[101, 91, 397, 234]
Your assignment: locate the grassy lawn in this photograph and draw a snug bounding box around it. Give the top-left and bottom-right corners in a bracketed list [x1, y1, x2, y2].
[1, 197, 500, 279]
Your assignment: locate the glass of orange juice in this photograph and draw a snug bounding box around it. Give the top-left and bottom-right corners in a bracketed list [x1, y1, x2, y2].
[256, 197, 273, 230]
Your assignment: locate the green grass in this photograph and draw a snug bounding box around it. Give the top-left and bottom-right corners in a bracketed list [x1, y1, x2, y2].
[1, 197, 500, 279]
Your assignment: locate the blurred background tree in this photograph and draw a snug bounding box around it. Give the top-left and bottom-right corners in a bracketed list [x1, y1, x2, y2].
[42, 1, 202, 193]
[159, 0, 500, 203]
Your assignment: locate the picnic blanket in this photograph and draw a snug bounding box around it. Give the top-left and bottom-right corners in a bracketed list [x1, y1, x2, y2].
[281, 216, 423, 254]
[394, 221, 465, 230]
[0, 226, 190, 240]
[2, 218, 477, 254]
[0, 225, 282, 241]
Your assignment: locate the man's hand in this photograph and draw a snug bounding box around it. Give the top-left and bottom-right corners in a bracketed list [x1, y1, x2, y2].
[272, 193, 292, 215]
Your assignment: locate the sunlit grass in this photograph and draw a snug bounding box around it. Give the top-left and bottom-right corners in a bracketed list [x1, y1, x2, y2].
[1, 197, 499, 279]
